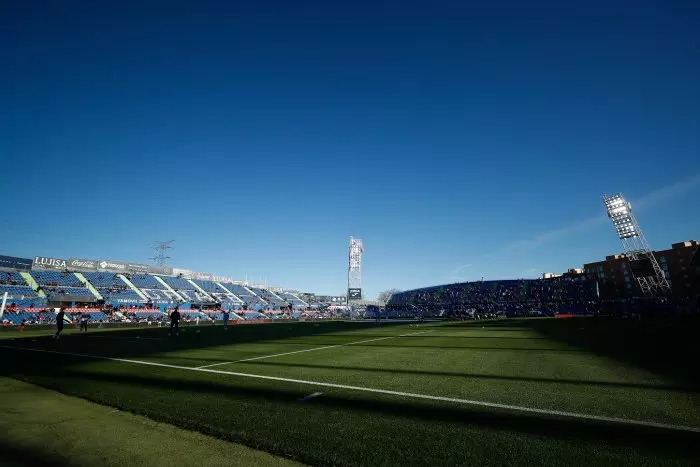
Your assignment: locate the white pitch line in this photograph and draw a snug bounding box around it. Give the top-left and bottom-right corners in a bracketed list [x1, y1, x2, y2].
[196, 329, 436, 369]
[1, 344, 699, 434]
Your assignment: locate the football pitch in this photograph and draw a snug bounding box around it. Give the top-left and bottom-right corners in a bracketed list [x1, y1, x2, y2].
[1, 318, 699, 466]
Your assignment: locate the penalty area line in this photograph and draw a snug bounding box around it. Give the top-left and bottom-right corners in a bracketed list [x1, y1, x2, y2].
[1, 344, 699, 435]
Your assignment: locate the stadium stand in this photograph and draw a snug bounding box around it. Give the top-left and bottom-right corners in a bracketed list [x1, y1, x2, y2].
[190, 279, 222, 293]
[122, 309, 168, 323]
[0, 284, 37, 298]
[2, 310, 52, 325]
[117, 274, 182, 305]
[223, 284, 268, 309]
[81, 272, 143, 304]
[0, 298, 46, 309]
[0, 271, 27, 286]
[30, 270, 83, 288]
[277, 291, 309, 309]
[158, 276, 214, 304]
[128, 274, 165, 289]
[384, 276, 598, 318]
[30, 270, 93, 297]
[191, 281, 245, 308]
[158, 275, 194, 290]
[249, 287, 288, 309]
[0, 271, 43, 308]
[239, 310, 269, 320]
[139, 288, 181, 305]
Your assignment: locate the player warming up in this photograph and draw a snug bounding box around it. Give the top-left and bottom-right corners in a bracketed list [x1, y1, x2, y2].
[53, 307, 66, 340]
[79, 312, 90, 332]
[222, 309, 229, 330]
[169, 306, 181, 336]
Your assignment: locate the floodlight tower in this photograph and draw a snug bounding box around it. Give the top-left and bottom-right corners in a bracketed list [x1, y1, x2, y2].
[347, 237, 363, 305]
[602, 194, 670, 296]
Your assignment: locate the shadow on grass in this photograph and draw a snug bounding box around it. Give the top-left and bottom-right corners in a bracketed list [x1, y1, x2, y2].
[0, 320, 410, 360]
[10, 367, 700, 460]
[282, 342, 585, 352]
[0, 440, 68, 467]
[237, 360, 695, 392]
[3, 318, 700, 465]
[447, 318, 700, 388]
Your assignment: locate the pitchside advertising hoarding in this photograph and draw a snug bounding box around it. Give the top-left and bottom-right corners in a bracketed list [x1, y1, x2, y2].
[0, 255, 33, 271]
[348, 288, 362, 300]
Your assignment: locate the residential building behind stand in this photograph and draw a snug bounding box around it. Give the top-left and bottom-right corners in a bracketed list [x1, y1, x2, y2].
[584, 240, 699, 301]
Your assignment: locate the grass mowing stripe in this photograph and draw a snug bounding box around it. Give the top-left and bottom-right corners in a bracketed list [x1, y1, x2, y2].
[196, 329, 436, 369]
[2, 343, 699, 435]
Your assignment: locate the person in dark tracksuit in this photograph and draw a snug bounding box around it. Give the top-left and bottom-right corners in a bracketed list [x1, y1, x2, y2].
[223, 309, 230, 330]
[54, 308, 66, 340]
[169, 307, 181, 336]
[79, 312, 90, 332]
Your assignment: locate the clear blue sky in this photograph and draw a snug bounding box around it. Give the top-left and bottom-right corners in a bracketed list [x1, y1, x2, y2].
[2, 1, 698, 298]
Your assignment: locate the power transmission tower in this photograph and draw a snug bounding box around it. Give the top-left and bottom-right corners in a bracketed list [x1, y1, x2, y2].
[151, 240, 174, 267]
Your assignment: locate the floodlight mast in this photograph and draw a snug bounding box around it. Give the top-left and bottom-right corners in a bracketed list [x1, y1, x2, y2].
[602, 194, 671, 297]
[347, 237, 363, 306]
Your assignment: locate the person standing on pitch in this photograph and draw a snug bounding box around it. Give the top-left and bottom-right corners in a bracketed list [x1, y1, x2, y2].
[54, 307, 66, 340]
[222, 309, 229, 330]
[169, 306, 181, 336]
[79, 312, 90, 332]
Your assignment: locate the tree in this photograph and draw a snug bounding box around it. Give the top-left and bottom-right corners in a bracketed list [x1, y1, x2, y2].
[377, 288, 401, 303]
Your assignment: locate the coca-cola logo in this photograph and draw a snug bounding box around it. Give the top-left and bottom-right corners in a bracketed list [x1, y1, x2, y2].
[70, 259, 96, 268]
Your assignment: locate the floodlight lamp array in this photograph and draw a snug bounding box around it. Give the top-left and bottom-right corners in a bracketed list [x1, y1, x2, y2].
[604, 195, 638, 239]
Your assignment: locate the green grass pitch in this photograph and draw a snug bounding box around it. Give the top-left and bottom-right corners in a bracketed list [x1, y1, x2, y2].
[1, 318, 699, 466]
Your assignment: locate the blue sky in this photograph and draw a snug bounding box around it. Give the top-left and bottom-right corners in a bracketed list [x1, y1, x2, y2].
[1, 1, 698, 298]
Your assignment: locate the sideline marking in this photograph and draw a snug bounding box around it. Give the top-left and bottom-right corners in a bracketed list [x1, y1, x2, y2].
[2, 344, 699, 434]
[196, 329, 436, 369]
